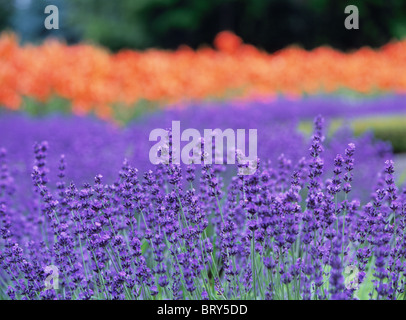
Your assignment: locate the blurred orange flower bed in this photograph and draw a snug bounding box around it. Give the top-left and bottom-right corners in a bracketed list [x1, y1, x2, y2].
[1, 31, 406, 118]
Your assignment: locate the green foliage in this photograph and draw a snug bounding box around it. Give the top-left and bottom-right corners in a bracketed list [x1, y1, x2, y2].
[21, 96, 72, 117]
[352, 116, 406, 154]
[0, 0, 13, 31]
[65, 0, 406, 52]
[4, 0, 406, 51]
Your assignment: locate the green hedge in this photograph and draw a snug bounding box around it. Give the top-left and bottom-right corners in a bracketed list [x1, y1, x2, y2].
[299, 115, 406, 154]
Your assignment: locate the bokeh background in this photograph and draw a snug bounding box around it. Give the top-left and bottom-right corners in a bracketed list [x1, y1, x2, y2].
[0, 0, 406, 180]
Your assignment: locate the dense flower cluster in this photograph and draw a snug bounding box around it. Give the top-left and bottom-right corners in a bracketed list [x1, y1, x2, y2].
[1, 31, 406, 118]
[0, 115, 404, 300]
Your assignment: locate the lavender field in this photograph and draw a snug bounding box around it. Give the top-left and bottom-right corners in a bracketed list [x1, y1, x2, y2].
[1, 95, 406, 300]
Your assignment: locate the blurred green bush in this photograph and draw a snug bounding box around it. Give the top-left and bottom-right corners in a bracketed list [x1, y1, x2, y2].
[352, 116, 406, 154]
[0, 0, 13, 31]
[4, 0, 406, 51]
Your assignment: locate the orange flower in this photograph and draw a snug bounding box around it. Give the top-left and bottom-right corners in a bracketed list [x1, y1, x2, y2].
[0, 31, 405, 119]
[213, 30, 243, 53]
